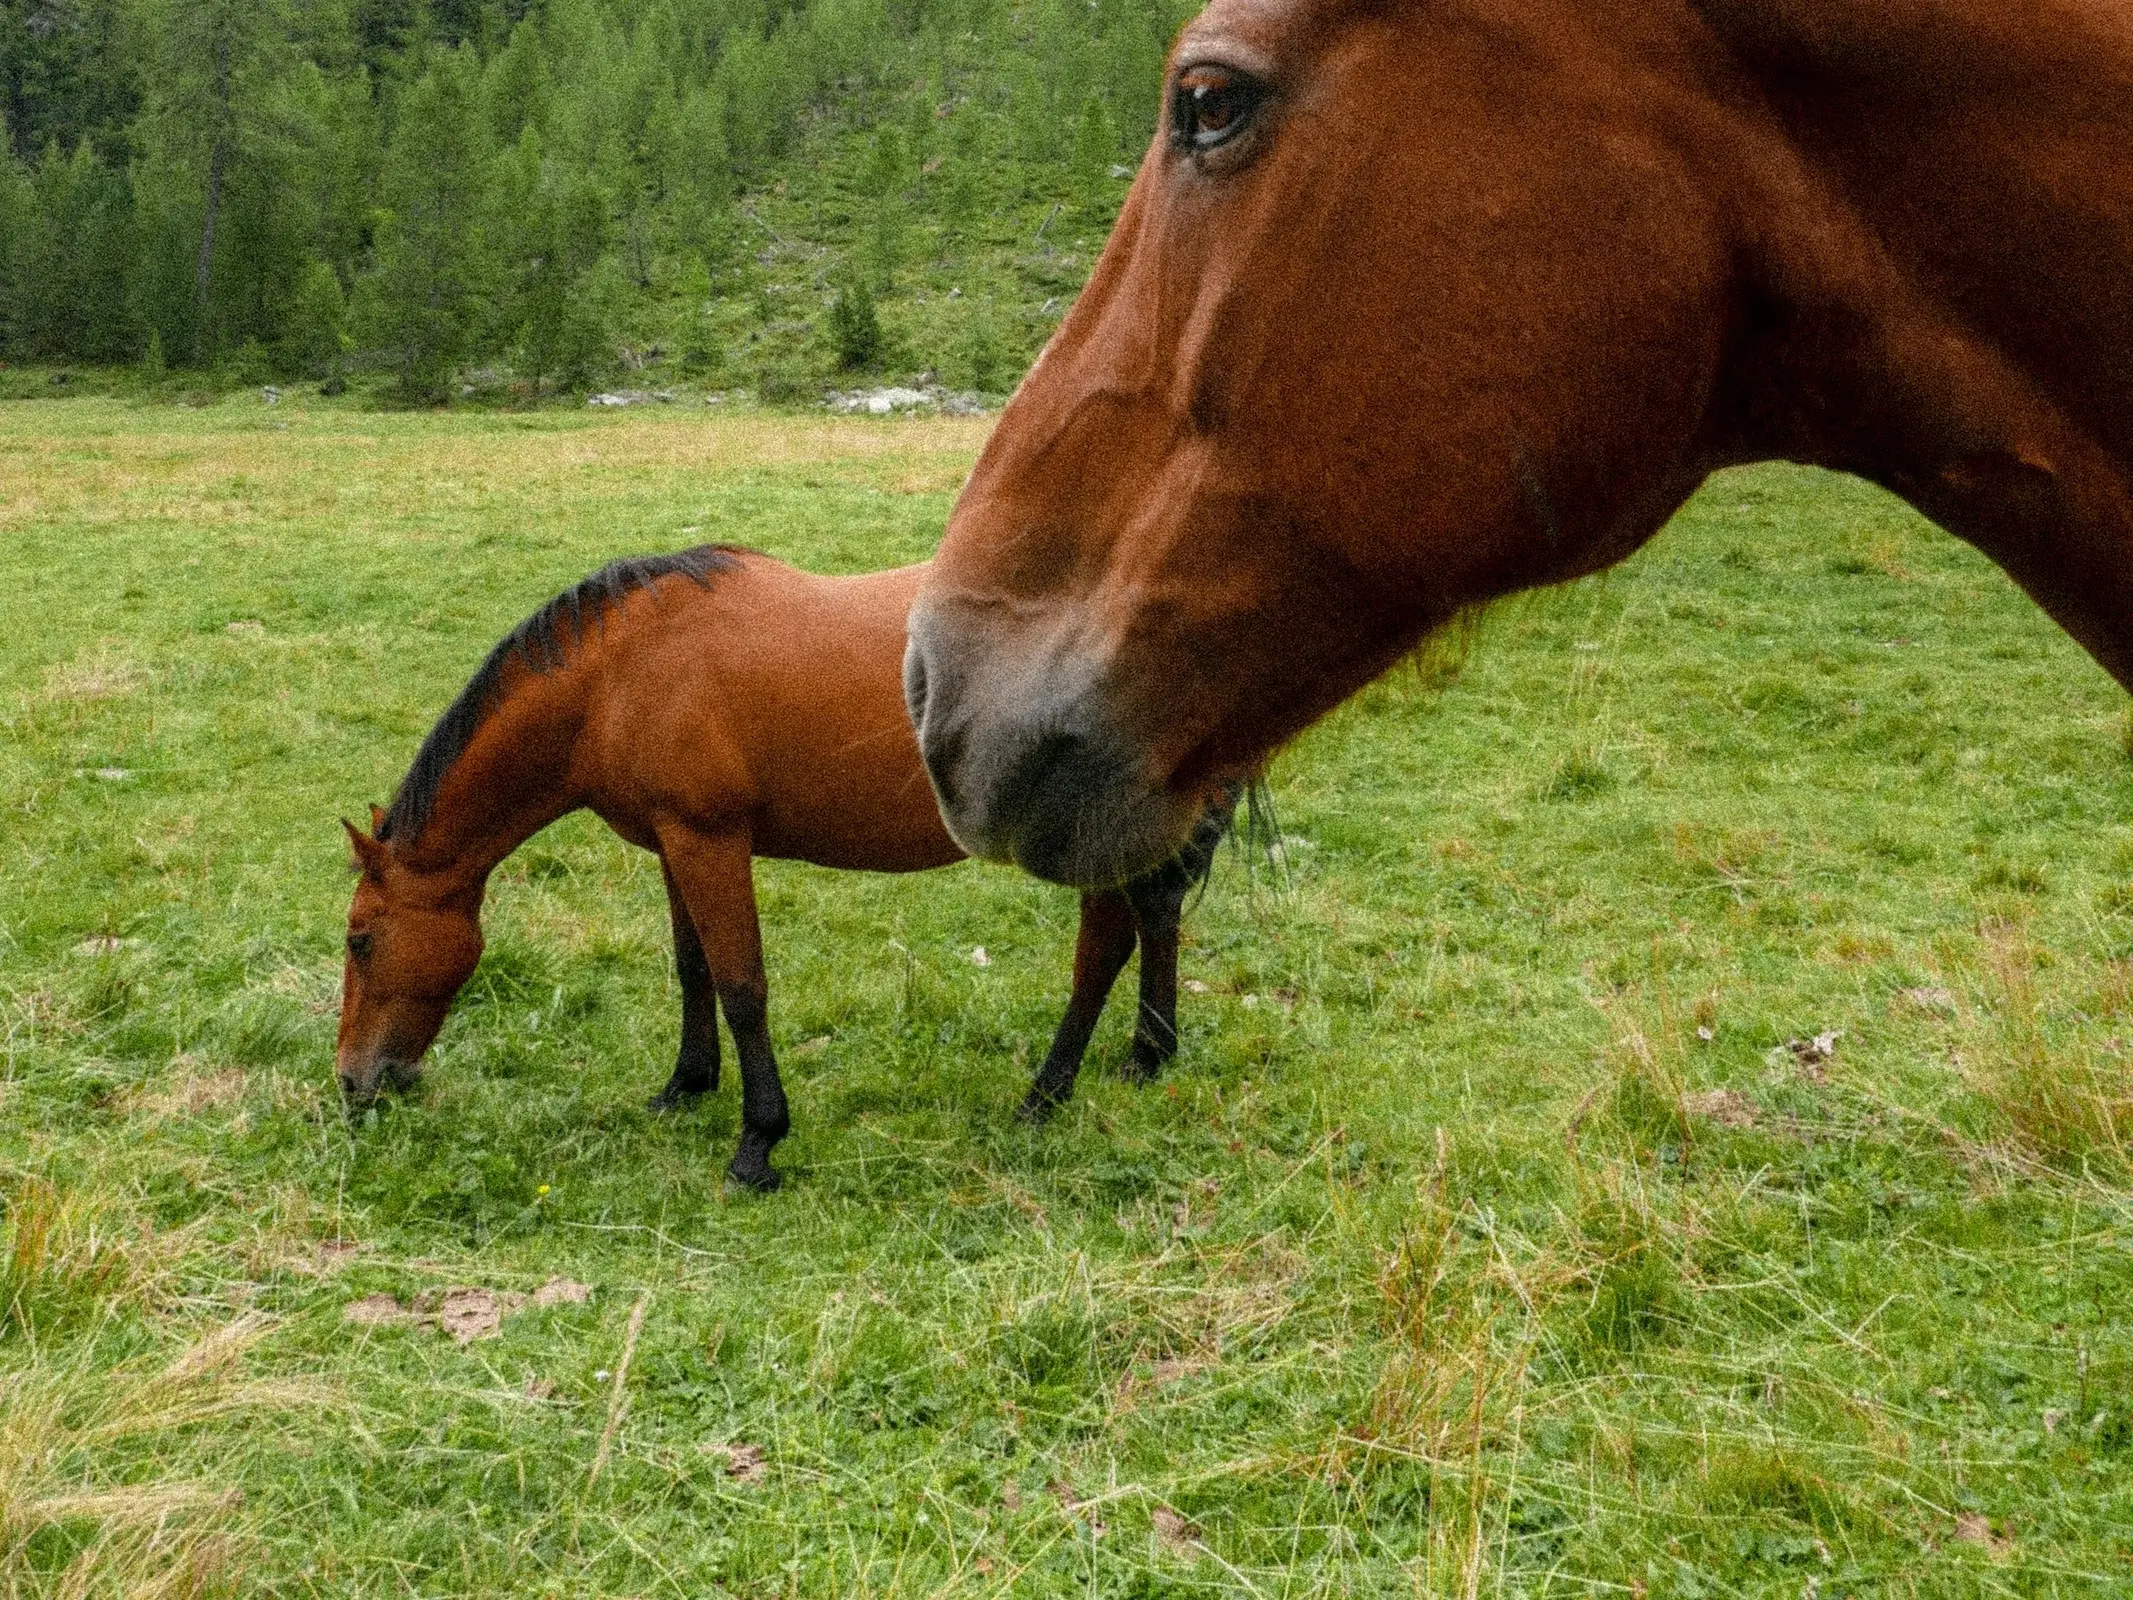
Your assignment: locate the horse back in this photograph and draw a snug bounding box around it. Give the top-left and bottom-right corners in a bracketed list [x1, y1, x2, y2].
[577, 554, 961, 873]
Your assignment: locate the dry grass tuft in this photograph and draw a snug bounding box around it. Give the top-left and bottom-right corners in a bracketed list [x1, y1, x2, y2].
[113, 1064, 248, 1123]
[1969, 929, 2132, 1174]
[2, 1177, 183, 1335]
[36, 647, 149, 703]
[1365, 1174, 1529, 1470]
[1577, 1016, 1693, 1160]
[0, 1313, 311, 1599]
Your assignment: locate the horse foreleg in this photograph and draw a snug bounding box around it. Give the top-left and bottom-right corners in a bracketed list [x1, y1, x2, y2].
[1123, 875, 1185, 1081]
[647, 859, 720, 1112]
[1021, 889, 1137, 1120]
[657, 826, 790, 1191]
[1120, 786, 1233, 1081]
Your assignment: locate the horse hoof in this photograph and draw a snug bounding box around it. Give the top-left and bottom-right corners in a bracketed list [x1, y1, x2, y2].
[1121, 1055, 1166, 1085]
[646, 1085, 705, 1114]
[1018, 1089, 1064, 1123]
[727, 1157, 782, 1193]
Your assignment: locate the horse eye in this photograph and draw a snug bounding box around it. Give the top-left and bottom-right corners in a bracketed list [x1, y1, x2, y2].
[347, 931, 374, 961]
[1174, 66, 1261, 153]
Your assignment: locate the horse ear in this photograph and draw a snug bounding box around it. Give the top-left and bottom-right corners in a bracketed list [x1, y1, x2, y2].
[369, 803, 388, 835]
[342, 817, 388, 879]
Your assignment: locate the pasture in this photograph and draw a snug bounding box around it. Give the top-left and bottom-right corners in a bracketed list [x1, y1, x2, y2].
[2, 394, 2128, 1598]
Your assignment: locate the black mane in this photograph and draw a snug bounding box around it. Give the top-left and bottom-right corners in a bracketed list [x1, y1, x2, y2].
[379, 546, 742, 845]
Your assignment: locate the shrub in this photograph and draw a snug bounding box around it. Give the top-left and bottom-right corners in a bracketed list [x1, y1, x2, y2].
[828, 277, 883, 370]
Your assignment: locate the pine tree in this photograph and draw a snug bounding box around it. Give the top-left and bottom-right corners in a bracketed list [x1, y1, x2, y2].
[0, 126, 25, 355]
[134, 0, 308, 364]
[12, 139, 139, 360]
[482, 15, 551, 144]
[285, 254, 348, 375]
[716, 27, 805, 179]
[497, 125, 609, 394]
[0, 0, 140, 165]
[359, 48, 494, 399]
[669, 82, 732, 268]
[299, 66, 378, 290]
[350, 0, 428, 82]
[1094, 0, 1176, 153]
[938, 107, 985, 245]
[674, 253, 720, 374]
[616, 26, 679, 287]
[860, 125, 907, 286]
[827, 273, 882, 370]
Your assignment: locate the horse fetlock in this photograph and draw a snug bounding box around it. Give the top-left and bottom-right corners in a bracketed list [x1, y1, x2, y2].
[727, 1137, 783, 1192]
[671, 1045, 720, 1093]
[1018, 1080, 1069, 1122]
[745, 1104, 790, 1145]
[646, 1078, 708, 1114]
[1122, 1045, 1170, 1083]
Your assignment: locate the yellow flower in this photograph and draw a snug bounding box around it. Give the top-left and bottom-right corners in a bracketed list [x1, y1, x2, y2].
[536, 1184, 551, 1197]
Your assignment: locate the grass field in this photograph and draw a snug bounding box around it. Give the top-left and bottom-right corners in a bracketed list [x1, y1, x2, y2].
[2, 392, 2129, 1599]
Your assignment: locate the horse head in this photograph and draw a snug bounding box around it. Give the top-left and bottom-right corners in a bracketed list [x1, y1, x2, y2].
[335, 811, 484, 1104]
[908, 0, 2133, 885]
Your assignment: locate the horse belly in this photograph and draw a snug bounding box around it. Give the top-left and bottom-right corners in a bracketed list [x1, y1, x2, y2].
[753, 776, 962, 874]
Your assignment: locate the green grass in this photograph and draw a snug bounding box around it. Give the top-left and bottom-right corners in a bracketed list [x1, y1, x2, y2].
[2, 393, 2129, 1598]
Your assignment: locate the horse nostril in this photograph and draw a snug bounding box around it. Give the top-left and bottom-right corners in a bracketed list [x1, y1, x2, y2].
[901, 636, 930, 728]
[338, 1071, 360, 1098]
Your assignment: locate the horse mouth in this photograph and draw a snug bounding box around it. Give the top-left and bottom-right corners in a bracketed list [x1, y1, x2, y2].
[1004, 755, 1206, 887]
[908, 586, 1253, 884]
[338, 1056, 423, 1107]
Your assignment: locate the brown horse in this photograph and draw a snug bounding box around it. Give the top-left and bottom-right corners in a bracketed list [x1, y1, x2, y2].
[335, 549, 1233, 1190]
[906, 0, 2133, 887]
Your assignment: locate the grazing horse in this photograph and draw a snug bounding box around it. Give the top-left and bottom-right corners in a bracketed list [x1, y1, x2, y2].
[335, 549, 1233, 1190]
[905, 0, 2133, 887]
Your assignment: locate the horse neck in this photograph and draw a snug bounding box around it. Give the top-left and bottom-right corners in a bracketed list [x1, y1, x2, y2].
[1694, 3, 2133, 686]
[1706, 2, 2133, 461]
[392, 665, 592, 900]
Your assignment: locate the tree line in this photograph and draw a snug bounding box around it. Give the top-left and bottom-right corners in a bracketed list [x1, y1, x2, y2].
[0, 0, 1188, 398]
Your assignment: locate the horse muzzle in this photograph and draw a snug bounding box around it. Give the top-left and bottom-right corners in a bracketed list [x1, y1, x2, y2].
[904, 603, 1198, 887]
[336, 1051, 420, 1106]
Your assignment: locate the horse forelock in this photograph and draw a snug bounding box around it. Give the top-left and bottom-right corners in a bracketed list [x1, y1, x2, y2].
[378, 546, 744, 848]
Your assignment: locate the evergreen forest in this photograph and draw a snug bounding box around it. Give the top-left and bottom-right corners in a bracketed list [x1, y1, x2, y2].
[0, 0, 1193, 400]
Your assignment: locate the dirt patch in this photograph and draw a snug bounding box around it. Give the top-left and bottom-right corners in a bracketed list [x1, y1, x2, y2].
[1151, 1505, 1201, 1554]
[341, 1281, 572, 1342]
[1780, 1029, 1842, 1082]
[1684, 1089, 1759, 1129]
[341, 1293, 407, 1328]
[1048, 1481, 1108, 1538]
[1954, 1513, 2014, 1560]
[702, 1442, 767, 1485]
[287, 1239, 367, 1277]
[1115, 1352, 1212, 1412]
[419, 1286, 528, 1343]
[1171, 1178, 1221, 1235]
[41, 650, 148, 701]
